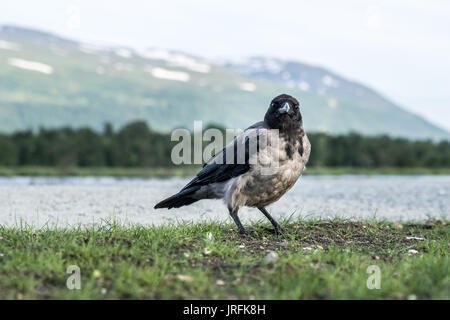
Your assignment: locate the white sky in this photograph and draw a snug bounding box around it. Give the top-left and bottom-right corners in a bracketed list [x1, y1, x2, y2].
[1, 0, 449, 130]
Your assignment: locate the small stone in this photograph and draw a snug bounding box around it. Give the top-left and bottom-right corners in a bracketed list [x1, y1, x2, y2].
[164, 274, 174, 281]
[262, 250, 280, 265]
[425, 221, 435, 229]
[408, 249, 419, 255]
[310, 263, 321, 270]
[203, 248, 212, 255]
[393, 223, 403, 230]
[92, 270, 101, 278]
[216, 279, 225, 286]
[394, 293, 405, 299]
[238, 244, 245, 249]
[259, 246, 265, 250]
[176, 274, 194, 282]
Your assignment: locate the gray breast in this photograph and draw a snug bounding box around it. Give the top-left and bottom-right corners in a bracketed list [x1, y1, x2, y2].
[227, 132, 311, 210]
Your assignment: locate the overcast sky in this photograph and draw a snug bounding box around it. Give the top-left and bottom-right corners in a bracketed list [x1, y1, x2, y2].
[1, 0, 449, 130]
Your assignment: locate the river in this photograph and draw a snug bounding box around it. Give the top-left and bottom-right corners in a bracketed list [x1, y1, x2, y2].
[0, 175, 448, 228]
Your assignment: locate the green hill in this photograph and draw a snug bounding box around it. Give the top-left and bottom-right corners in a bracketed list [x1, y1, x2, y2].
[0, 25, 448, 140]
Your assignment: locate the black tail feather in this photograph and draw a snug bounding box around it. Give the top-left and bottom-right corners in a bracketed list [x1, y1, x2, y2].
[154, 186, 201, 209]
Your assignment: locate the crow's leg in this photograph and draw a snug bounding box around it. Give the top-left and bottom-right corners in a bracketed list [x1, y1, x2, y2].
[258, 207, 281, 233]
[229, 209, 247, 235]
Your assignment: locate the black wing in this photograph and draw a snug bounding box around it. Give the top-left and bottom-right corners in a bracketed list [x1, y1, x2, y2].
[181, 122, 267, 191]
[154, 123, 266, 209]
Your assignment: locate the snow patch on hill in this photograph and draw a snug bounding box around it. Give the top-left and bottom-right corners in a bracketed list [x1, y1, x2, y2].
[8, 58, 53, 74]
[78, 43, 104, 55]
[298, 81, 310, 91]
[115, 48, 132, 58]
[224, 57, 283, 74]
[322, 75, 339, 87]
[0, 40, 20, 51]
[239, 82, 257, 92]
[147, 67, 190, 82]
[140, 49, 210, 73]
[328, 98, 338, 108]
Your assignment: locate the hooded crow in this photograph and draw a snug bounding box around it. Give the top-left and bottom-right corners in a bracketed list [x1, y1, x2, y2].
[154, 94, 311, 234]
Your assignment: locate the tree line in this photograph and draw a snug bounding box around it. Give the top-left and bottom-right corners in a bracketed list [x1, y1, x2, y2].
[0, 121, 449, 168]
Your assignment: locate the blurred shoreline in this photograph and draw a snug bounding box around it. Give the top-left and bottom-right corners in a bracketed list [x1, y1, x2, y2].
[0, 166, 449, 177]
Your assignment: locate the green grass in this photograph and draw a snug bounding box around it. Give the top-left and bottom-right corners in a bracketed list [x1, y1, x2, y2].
[0, 218, 448, 299]
[0, 166, 449, 177]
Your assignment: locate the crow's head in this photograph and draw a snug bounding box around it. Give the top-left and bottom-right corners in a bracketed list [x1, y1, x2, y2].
[264, 94, 303, 132]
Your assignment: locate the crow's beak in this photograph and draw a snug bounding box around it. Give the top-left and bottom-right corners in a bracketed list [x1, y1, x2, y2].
[278, 102, 290, 114]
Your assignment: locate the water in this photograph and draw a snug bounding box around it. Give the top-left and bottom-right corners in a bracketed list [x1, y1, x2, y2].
[0, 175, 448, 228]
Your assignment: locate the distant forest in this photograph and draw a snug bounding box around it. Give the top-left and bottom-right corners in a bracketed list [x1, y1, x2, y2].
[0, 121, 449, 168]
